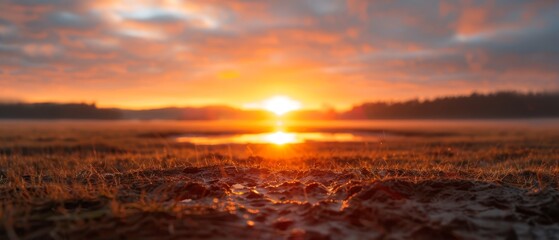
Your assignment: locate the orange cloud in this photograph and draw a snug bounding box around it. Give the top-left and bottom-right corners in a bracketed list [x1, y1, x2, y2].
[0, 0, 557, 110]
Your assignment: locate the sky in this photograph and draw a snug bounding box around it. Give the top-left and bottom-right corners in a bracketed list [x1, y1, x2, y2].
[1, 0, 558, 110]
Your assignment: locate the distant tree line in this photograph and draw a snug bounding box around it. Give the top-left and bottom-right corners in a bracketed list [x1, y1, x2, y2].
[120, 106, 274, 120]
[0, 103, 273, 120]
[1, 92, 558, 120]
[341, 91, 559, 119]
[0, 103, 121, 119]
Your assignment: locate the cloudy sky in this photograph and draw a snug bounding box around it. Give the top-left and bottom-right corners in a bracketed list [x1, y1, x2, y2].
[1, 0, 558, 109]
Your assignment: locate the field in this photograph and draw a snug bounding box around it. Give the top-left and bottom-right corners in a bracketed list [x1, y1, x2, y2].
[1, 120, 559, 239]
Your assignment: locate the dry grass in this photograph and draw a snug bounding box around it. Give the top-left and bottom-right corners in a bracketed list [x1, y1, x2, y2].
[1, 121, 558, 239]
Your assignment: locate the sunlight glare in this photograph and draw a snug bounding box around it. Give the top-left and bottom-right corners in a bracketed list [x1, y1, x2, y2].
[262, 96, 301, 116]
[176, 131, 364, 145]
[263, 131, 297, 145]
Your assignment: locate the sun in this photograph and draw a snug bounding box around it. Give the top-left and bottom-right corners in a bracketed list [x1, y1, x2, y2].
[262, 96, 301, 116]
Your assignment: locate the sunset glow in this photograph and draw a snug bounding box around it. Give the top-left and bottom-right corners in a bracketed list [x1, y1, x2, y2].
[262, 96, 302, 116]
[1, 1, 557, 109]
[3, 1, 559, 239]
[263, 131, 298, 145]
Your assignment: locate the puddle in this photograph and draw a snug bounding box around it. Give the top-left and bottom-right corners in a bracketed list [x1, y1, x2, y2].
[175, 131, 381, 145]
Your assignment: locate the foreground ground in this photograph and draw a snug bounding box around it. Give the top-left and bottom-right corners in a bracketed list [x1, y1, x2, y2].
[1, 120, 559, 239]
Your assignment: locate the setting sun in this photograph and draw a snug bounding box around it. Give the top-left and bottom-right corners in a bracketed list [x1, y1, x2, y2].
[262, 96, 302, 116]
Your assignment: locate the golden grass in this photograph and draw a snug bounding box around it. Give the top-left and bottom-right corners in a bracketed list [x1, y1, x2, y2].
[1, 121, 558, 239]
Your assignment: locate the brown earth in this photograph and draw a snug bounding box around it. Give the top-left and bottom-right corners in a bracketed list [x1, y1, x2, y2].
[4, 166, 559, 240]
[2, 121, 559, 239]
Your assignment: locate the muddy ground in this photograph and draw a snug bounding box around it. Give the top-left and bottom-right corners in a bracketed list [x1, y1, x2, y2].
[4, 166, 558, 240]
[2, 121, 559, 239]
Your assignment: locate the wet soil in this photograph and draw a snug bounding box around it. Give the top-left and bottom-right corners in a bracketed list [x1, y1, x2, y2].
[22, 166, 557, 240]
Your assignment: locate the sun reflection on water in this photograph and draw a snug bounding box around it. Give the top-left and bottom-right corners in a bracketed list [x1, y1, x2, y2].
[176, 131, 362, 145]
[263, 131, 298, 145]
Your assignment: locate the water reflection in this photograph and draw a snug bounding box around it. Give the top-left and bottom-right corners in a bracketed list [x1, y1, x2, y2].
[176, 131, 363, 145]
[263, 131, 297, 145]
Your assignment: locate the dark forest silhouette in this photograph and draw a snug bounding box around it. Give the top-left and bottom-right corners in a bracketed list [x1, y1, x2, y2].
[0, 103, 120, 119]
[341, 91, 559, 119]
[1, 92, 558, 120]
